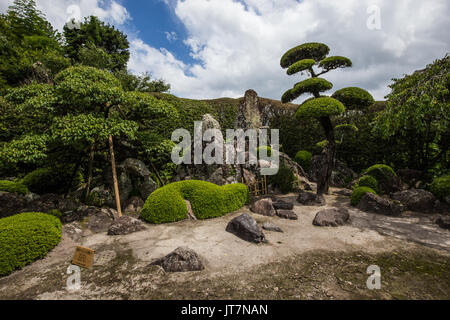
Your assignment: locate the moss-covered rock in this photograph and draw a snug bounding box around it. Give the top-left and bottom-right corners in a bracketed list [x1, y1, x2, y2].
[353, 175, 379, 193]
[0, 212, 62, 276]
[363, 164, 399, 194]
[351, 186, 377, 206]
[141, 180, 249, 224]
[0, 180, 28, 195]
[295, 97, 345, 119]
[430, 175, 450, 201]
[294, 150, 312, 172]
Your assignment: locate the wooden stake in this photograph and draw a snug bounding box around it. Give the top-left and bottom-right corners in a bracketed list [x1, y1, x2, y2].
[109, 135, 122, 217]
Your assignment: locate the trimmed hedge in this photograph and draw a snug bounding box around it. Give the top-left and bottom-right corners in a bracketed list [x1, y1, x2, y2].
[430, 175, 450, 201]
[294, 150, 312, 172]
[287, 59, 316, 75]
[0, 180, 28, 195]
[268, 166, 296, 194]
[295, 97, 345, 119]
[319, 56, 352, 70]
[363, 164, 396, 194]
[280, 42, 330, 68]
[141, 180, 249, 224]
[351, 186, 377, 206]
[353, 175, 379, 193]
[21, 167, 84, 195]
[0, 212, 62, 276]
[332, 87, 374, 110]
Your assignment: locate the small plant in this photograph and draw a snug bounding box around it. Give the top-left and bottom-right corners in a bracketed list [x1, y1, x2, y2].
[0, 180, 28, 195]
[430, 175, 450, 201]
[363, 164, 396, 194]
[354, 175, 379, 193]
[351, 186, 377, 206]
[294, 150, 312, 172]
[269, 166, 296, 194]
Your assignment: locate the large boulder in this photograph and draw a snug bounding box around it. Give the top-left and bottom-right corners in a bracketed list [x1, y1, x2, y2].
[250, 198, 276, 216]
[436, 216, 450, 230]
[226, 213, 266, 243]
[150, 247, 205, 272]
[276, 210, 298, 220]
[313, 208, 349, 227]
[123, 158, 151, 177]
[391, 189, 437, 212]
[107, 215, 146, 235]
[297, 190, 325, 206]
[272, 199, 294, 210]
[0, 191, 28, 218]
[357, 193, 403, 216]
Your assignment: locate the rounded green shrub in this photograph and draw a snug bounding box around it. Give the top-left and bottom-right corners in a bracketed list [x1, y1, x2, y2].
[0, 180, 28, 195]
[141, 180, 249, 224]
[363, 164, 396, 194]
[294, 150, 312, 172]
[21, 167, 84, 195]
[287, 59, 316, 75]
[319, 56, 352, 70]
[354, 175, 379, 193]
[286, 78, 333, 103]
[295, 97, 345, 119]
[269, 166, 296, 194]
[257, 146, 272, 158]
[430, 175, 450, 201]
[280, 42, 330, 68]
[332, 87, 374, 110]
[0, 212, 62, 276]
[351, 186, 377, 206]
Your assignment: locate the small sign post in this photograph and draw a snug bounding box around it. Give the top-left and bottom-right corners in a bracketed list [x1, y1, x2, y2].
[72, 246, 95, 269]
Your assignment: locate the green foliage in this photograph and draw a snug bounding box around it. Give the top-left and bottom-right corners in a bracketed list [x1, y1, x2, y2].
[282, 78, 333, 103]
[294, 150, 312, 172]
[430, 175, 450, 201]
[46, 209, 62, 220]
[363, 164, 396, 194]
[0, 134, 49, 170]
[351, 186, 377, 206]
[141, 180, 249, 224]
[332, 87, 374, 110]
[114, 71, 170, 93]
[21, 167, 84, 194]
[280, 43, 330, 68]
[287, 59, 316, 75]
[319, 56, 352, 71]
[257, 146, 272, 157]
[268, 166, 296, 194]
[335, 124, 358, 133]
[353, 175, 379, 193]
[0, 180, 28, 195]
[0, 212, 62, 276]
[295, 97, 345, 119]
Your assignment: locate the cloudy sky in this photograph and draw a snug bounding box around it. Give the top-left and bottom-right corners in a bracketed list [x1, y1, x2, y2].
[1, 0, 449, 101]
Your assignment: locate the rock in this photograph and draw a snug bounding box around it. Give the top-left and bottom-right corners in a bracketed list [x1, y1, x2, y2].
[357, 193, 403, 216]
[150, 247, 205, 272]
[123, 196, 144, 215]
[297, 190, 325, 206]
[86, 208, 116, 233]
[89, 186, 114, 208]
[139, 176, 157, 200]
[107, 216, 146, 235]
[313, 208, 349, 227]
[436, 216, 450, 230]
[276, 210, 298, 220]
[61, 205, 97, 223]
[309, 156, 356, 187]
[398, 169, 430, 188]
[24, 192, 40, 202]
[226, 213, 266, 243]
[391, 189, 437, 212]
[250, 198, 276, 216]
[333, 189, 353, 197]
[272, 199, 294, 210]
[262, 222, 283, 232]
[0, 191, 28, 218]
[123, 158, 150, 177]
[445, 196, 450, 205]
[104, 165, 133, 205]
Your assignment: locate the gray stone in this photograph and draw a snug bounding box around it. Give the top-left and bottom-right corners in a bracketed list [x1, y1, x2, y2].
[0, 191, 28, 218]
[250, 198, 276, 216]
[108, 215, 146, 235]
[391, 189, 437, 212]
[226, 213, 266, 243]
[262, 222, 283, 232]
[276, 210, 298, 220]
[123, 196, 144, 215]
[150, 247, 205, 272]
[272, 199, 294, 210]
[61, 205, 97, 223]
[297, 191, 325, 206]
[313, 208, 349, 227]
[139, 176, 157, 200]
[357, 193, 403, 216]
[436, 216, 450, 230]
[123, 158, 150, 177]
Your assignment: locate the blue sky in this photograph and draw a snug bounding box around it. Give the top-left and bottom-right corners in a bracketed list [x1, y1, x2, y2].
[1, 0, 449, 100]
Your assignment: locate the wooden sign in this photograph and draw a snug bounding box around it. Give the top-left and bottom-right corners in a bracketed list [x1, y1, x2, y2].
[72, 246, 95, 269]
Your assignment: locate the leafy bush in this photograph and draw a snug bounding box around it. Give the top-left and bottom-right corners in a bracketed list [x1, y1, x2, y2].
[294, 150, 312, 172]
[430, 175, 450, 201]
[269, 166, 296, 194]
[351, 186, 377, 206]
[295, 97, 345, 119]
[354, 175, 379, 193]
[363, 164, 396, 194]
[0, 212, 62, 276]
[141, 180, 249, 224]
[21, 167, 84, 195]
[282, 78, 333, 103]
[280, 42, 330, 68]
[0, 180, 28, 195]
[287, 59, 316, 75]
[332, 87, 374, 110]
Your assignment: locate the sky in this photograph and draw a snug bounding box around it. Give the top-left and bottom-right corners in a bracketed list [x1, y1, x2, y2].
[0, 0, 449, 101]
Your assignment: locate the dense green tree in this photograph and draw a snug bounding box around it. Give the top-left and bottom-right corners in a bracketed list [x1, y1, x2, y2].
[114, 70, 171, 93]
[280, 42, 373, 197]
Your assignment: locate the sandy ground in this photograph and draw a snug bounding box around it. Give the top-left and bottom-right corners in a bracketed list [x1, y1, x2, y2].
[0, 188, 449, 300]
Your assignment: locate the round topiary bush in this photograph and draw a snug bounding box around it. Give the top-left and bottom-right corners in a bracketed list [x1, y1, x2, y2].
[363, 164, 397, 194]
[21, 167, 84, 195]
[294, 150, 312, 172]
[351, 186, 377, 206]
[0, 180, 28, 195]
[354, 175, 379, 193]
[0, 212, 62, 276]
[430, 175, 450, 201]
[268, 166, 296, 194]
[141, 180, 249, 224]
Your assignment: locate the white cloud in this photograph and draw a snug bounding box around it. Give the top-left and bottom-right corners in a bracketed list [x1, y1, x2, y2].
[128, 0, 450, 101]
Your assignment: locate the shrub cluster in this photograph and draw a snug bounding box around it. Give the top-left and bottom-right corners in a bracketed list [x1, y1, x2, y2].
[351, 186, 377, 206]
[269, 166, 296, 194]
[0, 212, 62, 276]
[332, 87, 375, 110]
[363, 164, 396, 194]
[21, 167, 84, 195]
[141, 180, 249, 224]
[0, 180, 28, 195]
[353, 175, 379, 193]
[280, 42, 330, 68]
[430, 175, 450, 201]
[295, 97, 345, 119]
[294, 150, 312, 172]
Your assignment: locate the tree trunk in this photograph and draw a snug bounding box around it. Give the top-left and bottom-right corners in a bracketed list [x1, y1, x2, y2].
[65, 156, 82, 198]
[317, 116, 336, 196]
[83, 144, 95, 203]
[109, 135, 122, 217]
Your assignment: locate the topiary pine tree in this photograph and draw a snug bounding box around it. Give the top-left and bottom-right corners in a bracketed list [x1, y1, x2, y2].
[280, 42, 374, 198]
